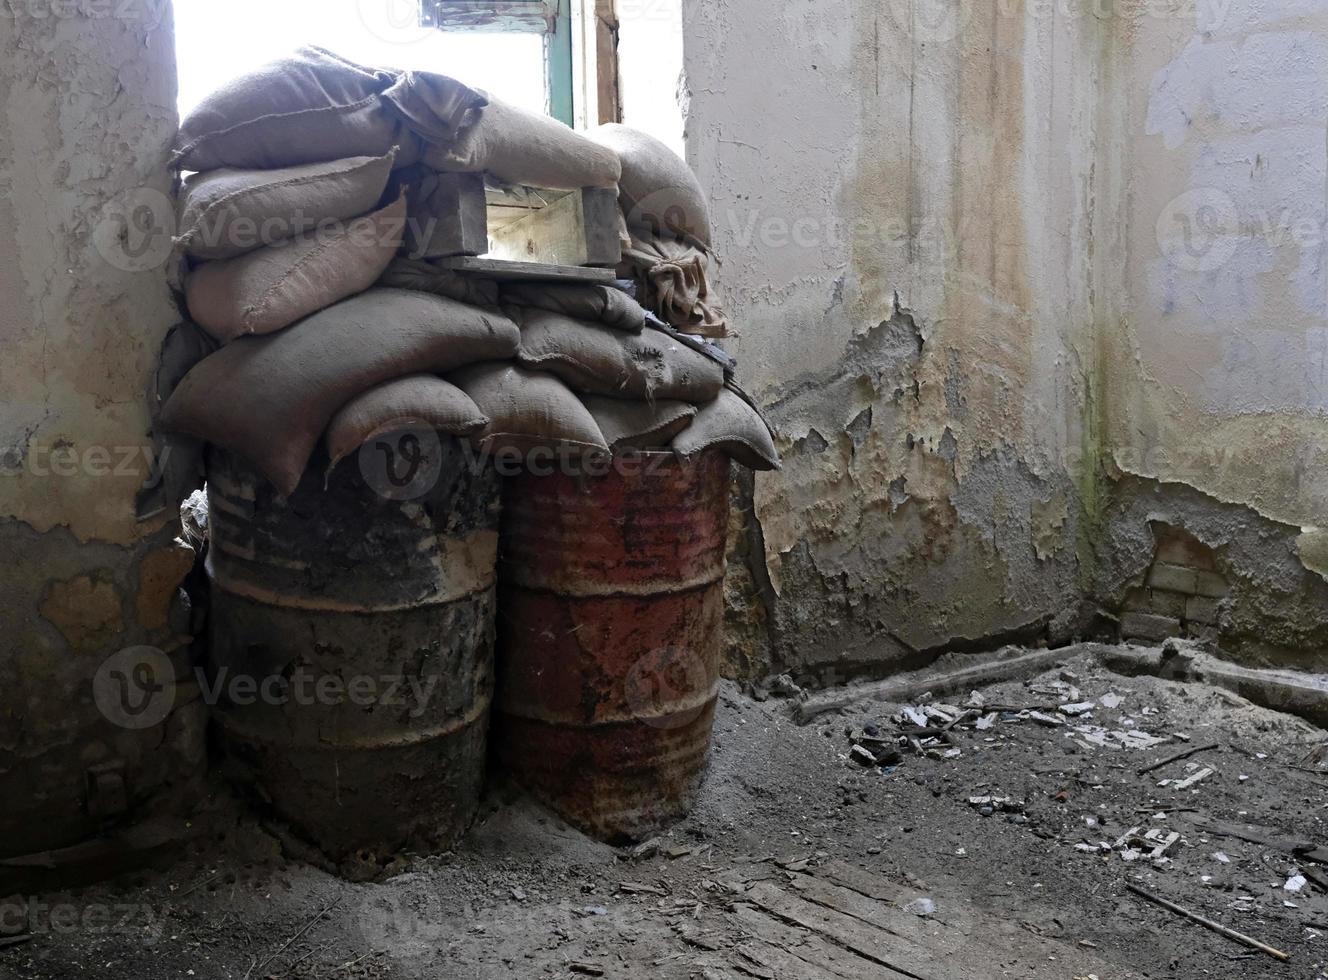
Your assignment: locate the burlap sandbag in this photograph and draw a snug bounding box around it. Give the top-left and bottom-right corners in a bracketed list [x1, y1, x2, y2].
[581, 396, 696, 452]
[160, 288, 521, 495]
[174, 47, 487, 171]
[176, 153, 395, 261]
[622, 231, 727, 338]
[325, 374, 488, 471]
[672, 387, 779, 471]
[589, 123, 711, 247]
[449, 363, 608, 457]
[424, 94, 621, 190]
[501, 282, 645, 332]
[185, 195, 407, 343]
[515, 308, 723, 402]
[379, 256, 501, 309]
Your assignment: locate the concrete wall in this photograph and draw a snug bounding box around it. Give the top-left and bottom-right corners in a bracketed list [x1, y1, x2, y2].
[1098, 0, 1328, 665]
[683, 0, 1110, 679]
[0, 2, 204, 855]
[683, 0, 1328, 675]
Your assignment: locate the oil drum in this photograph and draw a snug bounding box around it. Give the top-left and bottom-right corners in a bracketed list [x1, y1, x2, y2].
[204, 436, 498, 863]
[495, 451, 730, 842]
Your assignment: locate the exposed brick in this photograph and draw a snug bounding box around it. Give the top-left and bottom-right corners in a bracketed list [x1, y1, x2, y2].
[1147, 589, 1188, 619]
[1193, 571, 1229, 598]
[1155, 534, 1217, 571]
[1185, 595, 1221, 625]
[1121, 611, 1181, 642]
[1147, 562, 1198, 595]
[1122, 587, 1152, 612]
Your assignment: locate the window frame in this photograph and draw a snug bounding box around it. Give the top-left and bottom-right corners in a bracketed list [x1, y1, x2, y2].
[421, 0, 619, 128]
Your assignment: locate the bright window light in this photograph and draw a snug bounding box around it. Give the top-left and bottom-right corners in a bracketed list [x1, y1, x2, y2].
[172, 0, 547, 120]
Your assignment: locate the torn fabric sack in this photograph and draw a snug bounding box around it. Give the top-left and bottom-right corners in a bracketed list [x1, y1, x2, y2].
[621, 231, 728, 339]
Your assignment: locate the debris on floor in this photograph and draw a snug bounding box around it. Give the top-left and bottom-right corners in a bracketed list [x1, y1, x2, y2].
[6, 644, 1326, 980]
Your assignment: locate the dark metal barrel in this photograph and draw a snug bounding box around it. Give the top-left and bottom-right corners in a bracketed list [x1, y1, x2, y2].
[205, 438, 499, 862]
[496, 451, 730, 843]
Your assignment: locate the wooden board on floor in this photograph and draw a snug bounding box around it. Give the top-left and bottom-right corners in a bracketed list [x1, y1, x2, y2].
[742, 881, 955, 980]
[731, 904, 909, 980]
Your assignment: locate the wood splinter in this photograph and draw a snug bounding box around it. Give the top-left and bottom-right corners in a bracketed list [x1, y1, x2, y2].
[1126, 883, 1290, 963]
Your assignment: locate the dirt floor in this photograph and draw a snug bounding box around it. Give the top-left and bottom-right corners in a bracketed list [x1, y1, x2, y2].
[3, 645, 1327, 980]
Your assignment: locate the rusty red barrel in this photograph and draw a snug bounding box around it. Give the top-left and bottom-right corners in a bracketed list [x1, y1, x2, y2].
[496, 450, 730, 843]
[204, 438, 499, 865]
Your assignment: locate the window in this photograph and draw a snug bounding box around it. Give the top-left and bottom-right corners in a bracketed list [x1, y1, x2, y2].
[173, 0, 580, 123]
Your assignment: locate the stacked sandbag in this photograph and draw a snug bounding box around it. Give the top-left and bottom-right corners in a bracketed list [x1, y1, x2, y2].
[589, 124, 728, 339]
[161, 46, 775, 499]
[496, 282, 778, 471]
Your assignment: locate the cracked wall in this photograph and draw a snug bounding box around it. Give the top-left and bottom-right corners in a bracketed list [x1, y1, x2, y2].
[1100, 0, 1328, 665]
[0, 4, 204, 855]
[685, 0, 1328, 678]
[683, 0, 1107, 679]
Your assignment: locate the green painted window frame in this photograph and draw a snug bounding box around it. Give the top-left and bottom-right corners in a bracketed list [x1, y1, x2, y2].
[419, 0, 574, 126]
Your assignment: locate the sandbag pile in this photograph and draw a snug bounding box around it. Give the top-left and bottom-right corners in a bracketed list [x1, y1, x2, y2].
[590, 123, 728, 338]
[159, 46, 776, 497]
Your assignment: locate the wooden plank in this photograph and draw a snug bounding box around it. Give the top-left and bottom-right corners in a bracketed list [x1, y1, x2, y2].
[809, 864, 1145, 980]
[436, 255, 618, 283]
[743, 881, 952, 980]
[486, 186, 622, 267]
[814, 861, 922, 907]
[787, 873, 963, 954]
[734, 941, 854, 980]
[594, 0, 621, 124]
[731, 904, 906, 980]
[796, 645, 1108, 724]
[391, 169, 488, 259]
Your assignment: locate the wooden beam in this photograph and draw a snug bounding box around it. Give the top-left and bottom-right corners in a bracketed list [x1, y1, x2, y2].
[436, 255, 618, 283]
[595, 0, 621, 124]
[392, 169, 488, 259]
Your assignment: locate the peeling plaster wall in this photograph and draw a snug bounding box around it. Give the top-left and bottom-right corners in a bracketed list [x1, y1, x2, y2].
[682, 1, 1108, 678]
[0, 4, 204, 855]
[1103, 0, 1328, 663]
